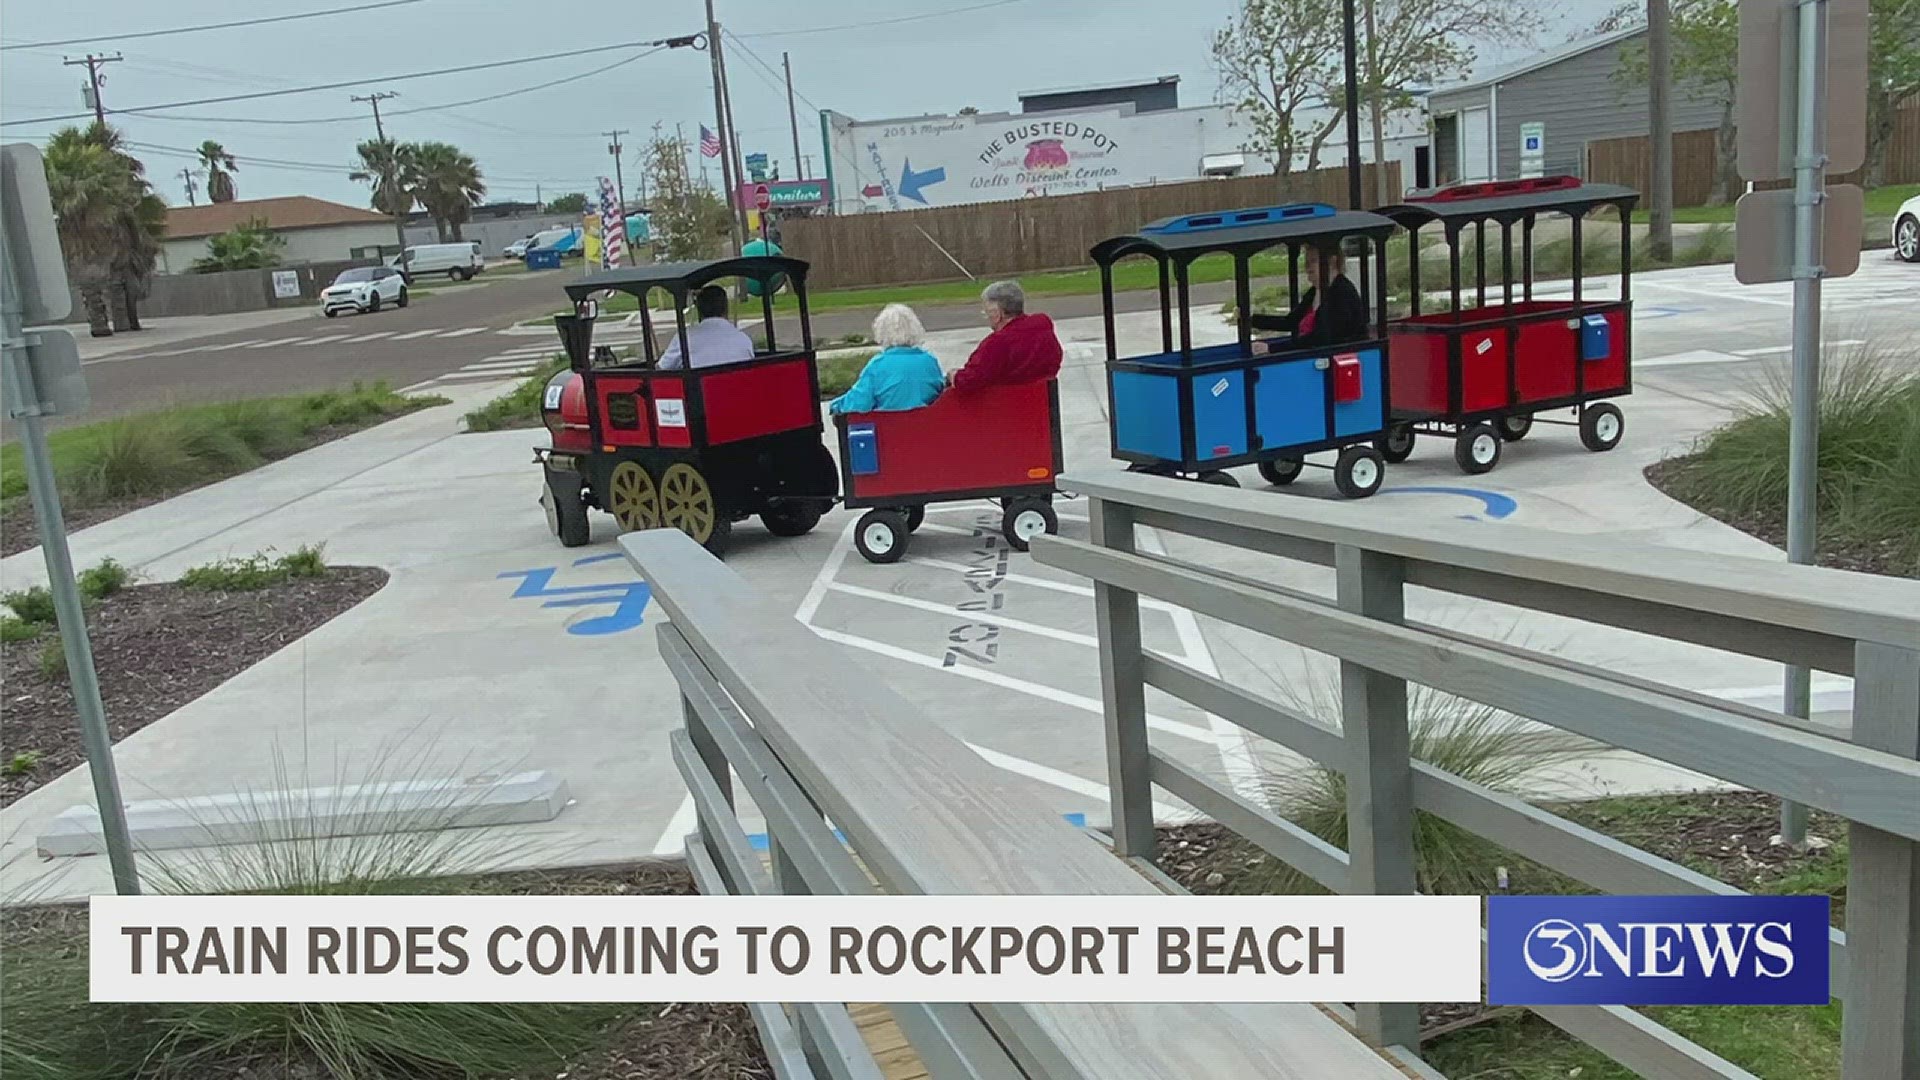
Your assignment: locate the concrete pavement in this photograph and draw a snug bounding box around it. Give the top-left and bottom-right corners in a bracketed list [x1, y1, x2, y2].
[3, 256, 1905, 901]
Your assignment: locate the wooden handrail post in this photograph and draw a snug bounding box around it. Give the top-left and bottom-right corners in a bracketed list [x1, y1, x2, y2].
[1841, 642, 1920, 1079]
[1335, 543, 1421, 1049]
[1092, 497, 1157, 860]
[684, 693, 731, 809]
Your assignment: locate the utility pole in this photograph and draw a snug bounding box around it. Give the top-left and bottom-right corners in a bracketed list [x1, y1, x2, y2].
[784, 51, 804, 179]
[704, 2, 745, 258]
[1340, 0, 1364, 209]
[535, 182, 542, 209]
[719, 35, 750, 248]
[180, 167, 198, 206]
[605, 129, 629, 213]
[63, 53, 123, 126]
[1646, 0, 1675, 261]
[1364, 0, 1389, 201]
[352, 91, 405, 254]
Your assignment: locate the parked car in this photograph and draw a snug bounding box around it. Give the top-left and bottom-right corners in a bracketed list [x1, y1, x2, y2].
[1895, 192, 1919, 263]
[524, 225, 582, 259]
[503, 234, 537, 259]
[320, 266, 407, 317]
[390, 242, 485, 282]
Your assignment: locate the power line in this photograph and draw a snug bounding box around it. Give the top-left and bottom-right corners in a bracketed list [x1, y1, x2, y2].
[123, 140, 586, 185]
[734, 0, 1022, 39]
[0, 35, 700, 127]
[1, 0, 429, 51]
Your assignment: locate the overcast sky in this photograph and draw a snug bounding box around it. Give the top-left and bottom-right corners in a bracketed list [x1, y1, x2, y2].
[1, 0, 1613, 209]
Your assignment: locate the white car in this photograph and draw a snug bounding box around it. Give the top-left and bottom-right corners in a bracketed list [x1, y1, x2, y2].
[1894, 193, 1919, 263]
[320, 265, 408, 317]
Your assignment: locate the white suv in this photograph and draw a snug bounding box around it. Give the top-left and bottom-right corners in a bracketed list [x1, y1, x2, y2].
[1894, 192, 1919, 263]
[320, 265, 408, 316]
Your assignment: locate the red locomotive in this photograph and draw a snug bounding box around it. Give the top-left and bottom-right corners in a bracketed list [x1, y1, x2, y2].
[533, 257, 838, 554]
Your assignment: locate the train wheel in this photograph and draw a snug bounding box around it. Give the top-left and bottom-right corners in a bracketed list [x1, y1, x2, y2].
[1454, 423, 1503, 475]
[1256, 458, 1302, 485]
[1376, 424, 1416, 463]
[1498, 414, 1533, 441]
[1198, 471, 1241, 487]
[543, 468, 590, 547]
[1001, 498, 1058, 551]
[1579, 403, 1624, 452]
[855, 509, 910, 564]
[1333, 446, 1386, 499]
[761, 503, 823, 537]
[660, 463, 726, 553]
[905, 505, 926, 532]
[607, 460, 660, 532]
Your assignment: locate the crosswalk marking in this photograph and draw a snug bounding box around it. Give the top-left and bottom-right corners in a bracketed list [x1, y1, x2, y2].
[201, 340, 262, 351]
[437, 327, 488, 338]
[462, 359, 543, 372]
[340, 331, 396, 343]
[295, 334, 351, 347]
[433, 368, 536, 383]
[390, 328, 447, 340]
[247, 337, 305, 348]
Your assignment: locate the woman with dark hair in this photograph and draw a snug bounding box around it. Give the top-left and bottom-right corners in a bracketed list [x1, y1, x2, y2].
[1249, 242, 1368, 351]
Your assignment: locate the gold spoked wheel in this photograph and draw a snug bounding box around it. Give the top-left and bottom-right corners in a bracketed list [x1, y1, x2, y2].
[659, 462, 717, 545]
[607, 460, 660, 532]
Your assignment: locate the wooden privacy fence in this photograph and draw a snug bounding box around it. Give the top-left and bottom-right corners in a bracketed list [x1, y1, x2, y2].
[782, 164, 1401, 290]
[1033, 470, 1920, 1080]
[623, 527, 1423, 1080]
[1586, 105, 1920, 206]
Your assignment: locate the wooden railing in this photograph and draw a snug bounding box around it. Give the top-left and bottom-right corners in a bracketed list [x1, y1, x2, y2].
[623, 528, 1417, 1080]
[1030, 470, 1920, 1080]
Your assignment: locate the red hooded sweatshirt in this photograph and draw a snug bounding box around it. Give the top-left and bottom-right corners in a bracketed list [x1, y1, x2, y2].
[950, 313, 1063, 392]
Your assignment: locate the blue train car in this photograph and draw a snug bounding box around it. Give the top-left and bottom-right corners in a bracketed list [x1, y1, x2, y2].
[1091, 203, 1400, 498]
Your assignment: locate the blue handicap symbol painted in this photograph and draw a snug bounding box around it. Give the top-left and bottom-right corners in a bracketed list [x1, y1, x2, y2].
[1375, 486, 1518, 522]
[497, 554, 651, 636]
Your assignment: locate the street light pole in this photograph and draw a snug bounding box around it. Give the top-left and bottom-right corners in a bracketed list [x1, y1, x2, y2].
[1647, 0, 1676, 261]
[703, 4, 745, 259]
[785, 51, 805, 180]
[605, 129, 629, 213]
[1340, 0, 1364, 209]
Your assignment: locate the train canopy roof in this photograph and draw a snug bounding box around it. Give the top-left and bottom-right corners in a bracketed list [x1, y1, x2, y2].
[1091, 203, 1399, 266]
[1376, 175, 1639, 229]
[564, 255, 810, 302]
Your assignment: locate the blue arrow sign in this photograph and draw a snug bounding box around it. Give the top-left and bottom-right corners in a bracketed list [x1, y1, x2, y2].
[899, 159, 947, 204]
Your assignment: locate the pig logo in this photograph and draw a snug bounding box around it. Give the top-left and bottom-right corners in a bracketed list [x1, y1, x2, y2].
[1023, 138, 1070, 170]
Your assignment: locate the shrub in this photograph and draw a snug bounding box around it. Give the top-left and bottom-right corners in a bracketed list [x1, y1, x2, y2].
[817, 351, 875, 399]
[0, 616, 41, 643]
[463, 356, 569, 433]
[4, 751, 41, 776]
[178, 546, 329, 591]
[277, 544, 328, 579]
[76, 558, 132, 600]
[37, 640, 66, 682]
[2, 586, 56, 624]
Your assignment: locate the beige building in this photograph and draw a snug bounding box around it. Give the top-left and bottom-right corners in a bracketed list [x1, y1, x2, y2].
[158, 196, 397, 274]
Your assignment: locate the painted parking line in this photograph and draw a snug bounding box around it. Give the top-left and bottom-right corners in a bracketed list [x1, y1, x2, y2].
[1730, 339, 1866, 357]
[826, 580, 1102, 649]
[295, 334, 351, 347]
[1638, 349, 1746, 368]
[340, 331, 396, 343]
[389, 328, 449, 340]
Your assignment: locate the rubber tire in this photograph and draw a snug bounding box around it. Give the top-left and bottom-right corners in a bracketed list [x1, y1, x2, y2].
[324, 309, 339, 318]
[544, 469, 590, 548]
[1198, 471, 1240, 487]
[1333, 445, 1386, 499]
[1257, 457, 1303, 485]
[1001, 498, 1058, 551]
[395, 287, 409, 309]
[1375, 424, 1415, 463]
[1498, 414, 1533, 441]
[760, 504, 823, 537]
[1454, 422, 1503, 475]
[367, 291, 381, 313]
[905, 505, 926, 532]
[702, 518, 733, 558]
[1579, 402, 1625, 452]
[1897, 215, 1919, 263]
[453, 267, 473, 281]
[855, 509, 910, 564]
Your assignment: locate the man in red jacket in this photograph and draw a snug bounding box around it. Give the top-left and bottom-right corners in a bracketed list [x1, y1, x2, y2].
[949, 280, 1063, 391]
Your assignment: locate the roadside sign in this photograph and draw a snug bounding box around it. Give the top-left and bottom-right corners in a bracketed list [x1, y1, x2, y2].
[1737, 0, 1868, 180]
[271, 269, 301, 299]
[5, 328, 86, 418]
[1, 144, 72, 324]
[753, 183, 772, 212]
[1733, 183, 1863, 284]
[1519, 123, 1545, 178]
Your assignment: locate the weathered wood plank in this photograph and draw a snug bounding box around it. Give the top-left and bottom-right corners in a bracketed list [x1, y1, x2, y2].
[1146, 750, 1351, 892]
[1531, 1005, 1758, 1080]
[1092, 499, 1157, 859]
[626, 530, 1406, 1080]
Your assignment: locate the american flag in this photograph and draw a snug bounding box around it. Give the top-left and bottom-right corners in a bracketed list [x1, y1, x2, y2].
[699, 124, 721, 158]
[597, 176, 625, 269]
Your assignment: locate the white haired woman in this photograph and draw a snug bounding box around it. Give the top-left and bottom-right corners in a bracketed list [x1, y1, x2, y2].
[828, 303, 946, 415]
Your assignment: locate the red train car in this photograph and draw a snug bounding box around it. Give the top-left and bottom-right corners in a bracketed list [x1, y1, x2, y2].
[533, 256, 837, 554]
[1375, 176, 1638, 474]
[836, 380, 1063, 563]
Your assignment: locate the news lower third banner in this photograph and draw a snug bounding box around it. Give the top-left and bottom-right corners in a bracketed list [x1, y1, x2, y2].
[93, 894, 1482, 1004]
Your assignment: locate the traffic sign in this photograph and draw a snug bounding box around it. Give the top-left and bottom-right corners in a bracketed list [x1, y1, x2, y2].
[753, 183, 772, 212]
[1733, 183, 1864, 284]
[1, 144, 72, 324]
[1737, 0, 1868, 181]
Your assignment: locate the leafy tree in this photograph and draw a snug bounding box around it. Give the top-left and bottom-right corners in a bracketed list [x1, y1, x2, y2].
[190, 218, 285, 272]
[1212, 0, 1343, 175]
[957, 105, 980, 116]
[41, 123, 164, 337]
[642, 133, 731, 261]
[1611, 0, 1739, 205]
[1866, 0, 1920, 186]
[197, 140, 238, 202]
[544, 191, 589, 214]
[349, 137, 414, 252]
[406, 141, 486, 242]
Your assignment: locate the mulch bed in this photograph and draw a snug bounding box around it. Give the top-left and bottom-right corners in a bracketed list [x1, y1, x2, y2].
[1644, 456, 1913, 578]
[0, 568, 387, 807]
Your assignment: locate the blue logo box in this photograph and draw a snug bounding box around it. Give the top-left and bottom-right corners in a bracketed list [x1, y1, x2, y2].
[1487, 895, 1830, 1006]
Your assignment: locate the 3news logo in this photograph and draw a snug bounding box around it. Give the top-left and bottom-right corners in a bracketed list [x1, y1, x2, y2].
[1487, 895, 1830, 1006]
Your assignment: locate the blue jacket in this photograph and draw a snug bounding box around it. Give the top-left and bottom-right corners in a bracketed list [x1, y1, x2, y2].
[828, 345, 945, 415]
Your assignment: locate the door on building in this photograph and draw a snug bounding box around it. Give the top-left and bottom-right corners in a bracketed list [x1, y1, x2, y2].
[1432, 115, 1458, 184]
[1414, 146, 1431, 189]
[1459, 107, 1492, 181]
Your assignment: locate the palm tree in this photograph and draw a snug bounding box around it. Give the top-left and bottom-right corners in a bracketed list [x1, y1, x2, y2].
[406, 141, 486, 243]
[197, 140, 238, 202]
[42, 133, 137, 336]
[52, 123, 166, 332]
[350, 137, 414, 253]
[190, 218, 285, 272]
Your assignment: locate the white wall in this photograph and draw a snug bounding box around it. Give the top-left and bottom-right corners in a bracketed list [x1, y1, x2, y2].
[158, 221, 397, 274]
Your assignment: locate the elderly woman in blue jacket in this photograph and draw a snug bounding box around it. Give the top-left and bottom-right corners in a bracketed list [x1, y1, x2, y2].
[828, 303, 946, 415]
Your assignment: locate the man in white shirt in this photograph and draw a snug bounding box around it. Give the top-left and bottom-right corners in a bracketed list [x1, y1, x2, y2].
[657, 285, 757, 369]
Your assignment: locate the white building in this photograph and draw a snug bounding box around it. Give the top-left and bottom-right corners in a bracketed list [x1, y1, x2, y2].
[158, 196, 396, 274]
[821, 79, 1428, 214]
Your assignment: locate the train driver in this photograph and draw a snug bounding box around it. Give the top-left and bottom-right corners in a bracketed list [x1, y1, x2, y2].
[658, 285, 758, 369]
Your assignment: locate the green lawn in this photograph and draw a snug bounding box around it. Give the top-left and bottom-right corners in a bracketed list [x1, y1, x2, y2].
[1630, 182, 1918, 225]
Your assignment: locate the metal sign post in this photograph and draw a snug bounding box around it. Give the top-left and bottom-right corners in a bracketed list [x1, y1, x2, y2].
[1, 144, 140, 894]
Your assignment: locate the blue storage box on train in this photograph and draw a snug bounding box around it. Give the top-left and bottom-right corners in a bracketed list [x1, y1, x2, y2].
[1581, 313, 1611, 361]
[845, 422, 880, 476]
[1090, 203, 1401, 499]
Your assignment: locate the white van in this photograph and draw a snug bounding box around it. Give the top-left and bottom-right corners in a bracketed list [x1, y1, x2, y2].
[525, 226, 579, 256]
[390, 242, 484, 282]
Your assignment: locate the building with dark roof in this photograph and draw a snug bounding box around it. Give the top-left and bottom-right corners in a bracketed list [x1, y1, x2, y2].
[159, 195, 397, 273]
